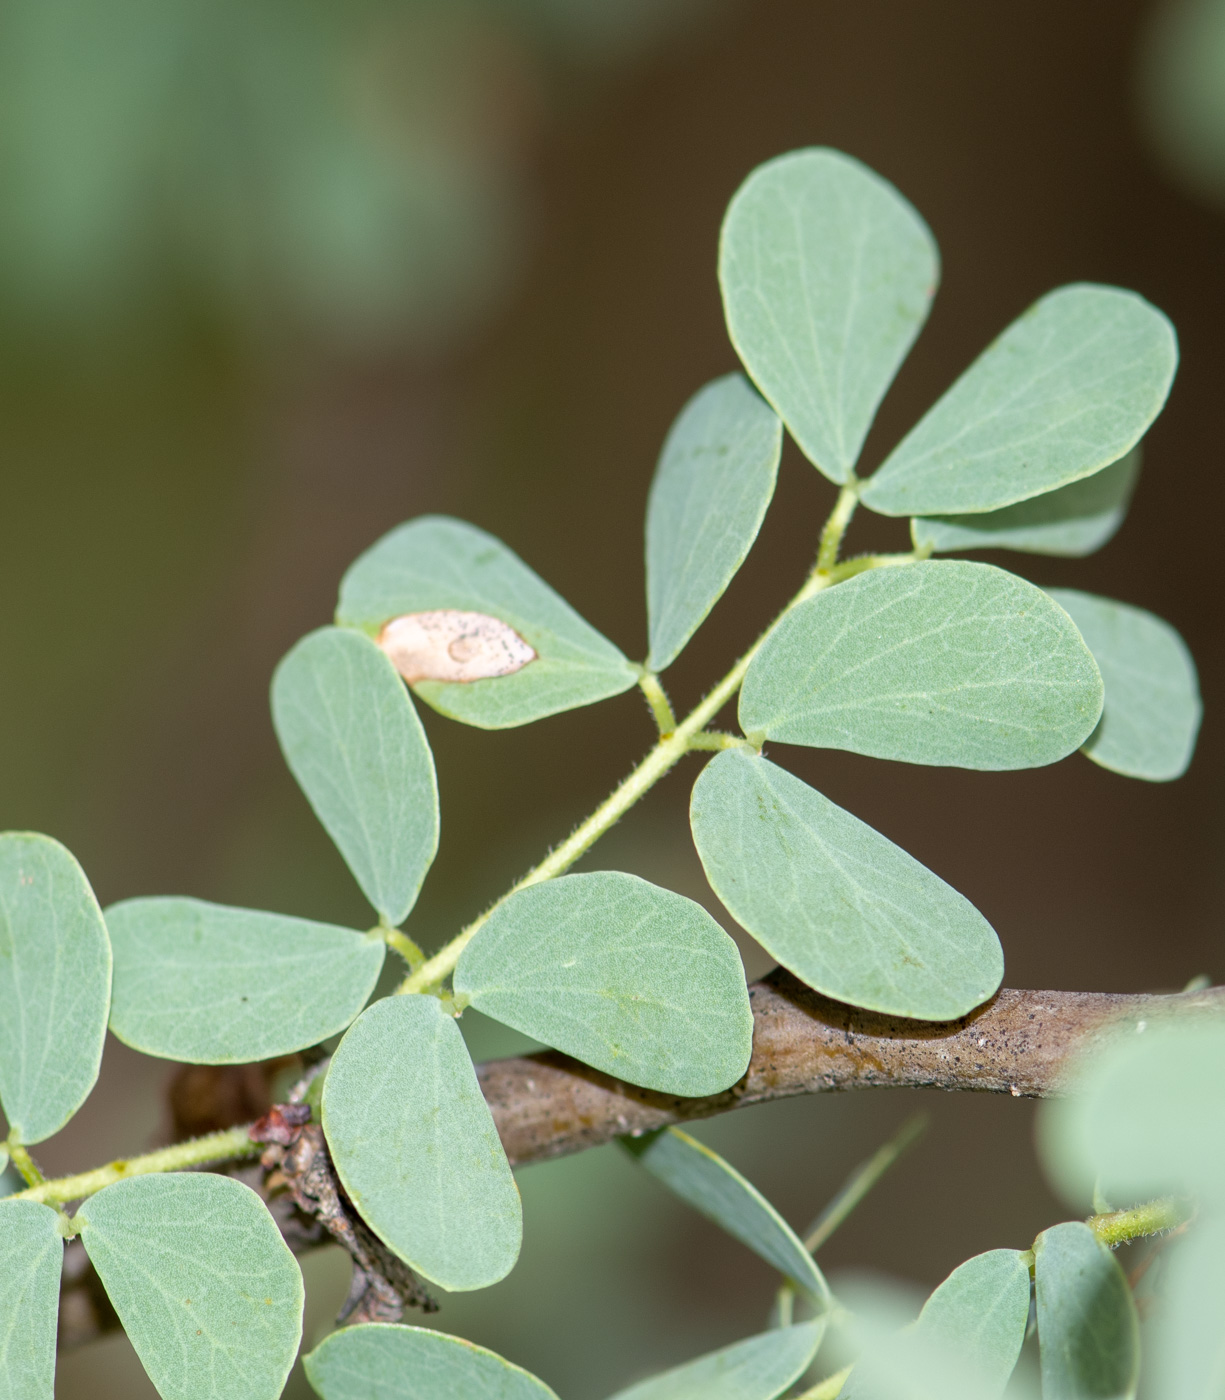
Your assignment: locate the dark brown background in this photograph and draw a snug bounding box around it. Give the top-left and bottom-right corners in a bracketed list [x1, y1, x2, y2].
[2, 2, 1220, 1395]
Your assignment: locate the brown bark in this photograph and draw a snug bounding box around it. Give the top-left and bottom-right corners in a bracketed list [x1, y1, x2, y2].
[480, 970, 1225, 1165]
[57, 973, 1225, 1349]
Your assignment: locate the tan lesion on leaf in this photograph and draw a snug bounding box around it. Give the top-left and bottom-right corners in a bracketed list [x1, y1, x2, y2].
[377, 610, 537, 684]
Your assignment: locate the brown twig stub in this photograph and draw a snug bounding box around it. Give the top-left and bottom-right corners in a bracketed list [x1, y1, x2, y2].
[480, 972, 1225, 1166]
[252, 1114, 437, 1324]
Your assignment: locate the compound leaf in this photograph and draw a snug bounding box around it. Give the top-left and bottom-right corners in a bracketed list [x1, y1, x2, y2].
[304, 1323, 560, 1400]
[0, 833, 111, 1145]
[646, 374, 782, 672]
[622, 1127, 828, 1304]
[911, 447, 1140, 557]
[322, 993, 521, 1291]
[739, 561, 1103, 770]
[336, 516, 638, 727]
[106, 897, 384, 1064]
[691, 750, 1002, 1020]
[77, 1173, 303, 1400]
[607, 1321, 823, 1400]
[271, 626, 439, 926]
[1046, 590, 1200, 782]
[1038, 1020, 1225, 1210]
[861, 285, 1176, 517]
[719, 148, 938, 484]
[915, 1249, 1031, 1396]
[1034, 1222, 1138, 1400]
[0, 1199, 62, 1400]
[1149, 1213, 1225, 1400]
[454, 872, 752, 1096]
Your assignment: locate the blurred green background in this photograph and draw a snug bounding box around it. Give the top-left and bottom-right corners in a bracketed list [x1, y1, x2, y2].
[3, 0, 1225, 1394]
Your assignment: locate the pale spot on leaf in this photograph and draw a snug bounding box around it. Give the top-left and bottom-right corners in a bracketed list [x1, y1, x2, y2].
[378, 610, 536, 685]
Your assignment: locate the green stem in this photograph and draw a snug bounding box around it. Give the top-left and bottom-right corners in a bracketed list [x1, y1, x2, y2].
[398, 565, 839, 997]
[803, 1113, 928, 1254]
[1088, 1197, 1189, 1249]
[827, 549, 926, 584]
[686, 730, 753, 752]
[7, 1141, 45, 1188]
[383, 926, 426, 972]
[815, 481, 859, 575]
[638, 672, 677, 737]
[12, 1127, 260, 1207]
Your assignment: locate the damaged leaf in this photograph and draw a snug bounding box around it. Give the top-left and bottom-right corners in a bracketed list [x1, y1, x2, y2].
[378, 609, 537, 684]
[337, 516, 638, 728]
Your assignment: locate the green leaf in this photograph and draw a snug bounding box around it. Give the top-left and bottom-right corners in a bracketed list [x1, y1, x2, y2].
[271, 626, 439, 925]
[77, 1173, 303, 1400]
[304, 1323, 560, 1400]
[841, 1274, 1039, 1400]
[690, 750, 1002, 1020]
[336, 516, 638, 728]
[718, 148, 938, 484]
[1034, 1221, 1138, 1400]
[739, 561, 1103, 770]
[1038, 1020, 1225, 1209]
[861, 284, 1176, 517]
[911, 447, 1140, 558]
[621, 1126, 829, 1304]
[915, 1249, 1032, 1396]
[0, 1199, 62, 1400]
[0, 833, 111, 1145]
[645, 374, 782, 672]
[1149, 1213, 1225, 1400]
[1045, 590, 1200, 782]
[322, 993, 521, 1291]
[454, 872, 752, 1096]
[607, 1321, 823, 1400]
[106, 897, 384, 1064]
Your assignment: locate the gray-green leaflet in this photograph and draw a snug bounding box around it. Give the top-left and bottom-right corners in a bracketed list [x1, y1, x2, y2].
[336, 515, 638, 727]
[76, 1173, 304, 1400]
[645, 373, 781, 672]
[1045, 589, 1200, 782]
[304, 1324, 560, 1400]
[1033, 1222, 1139, 1400]
[911, 447, 1140, 558]
[861, 284, 1176, 517]
[622, 1126, 829, 1305]
[322, 992, 522, 1291]
[739, 561, 1103, 771]
[719, 147, 937, 484]
[0, 833, 111, 1146]
[691, 750, 1003, 1020]
[106, 897, 384, 1064]
[843, 1253, 1034, 1400]
[271, 625, 439, 926]
[0, 1198, 62, 1400]
[454, 871, 753, 1096]
[606, 1321, 824, 1400]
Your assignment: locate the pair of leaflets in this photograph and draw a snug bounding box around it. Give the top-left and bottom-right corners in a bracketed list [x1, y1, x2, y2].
[1, 1174, 303, 1400]
[103, 622, 436, 1067]
[319, 871, 753, 1293]
[720, 149, 1175, 515]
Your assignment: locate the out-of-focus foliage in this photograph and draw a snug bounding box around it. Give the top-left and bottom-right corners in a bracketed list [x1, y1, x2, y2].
[1141, 0, 1225, 203]
[0, 0, 712, 353]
